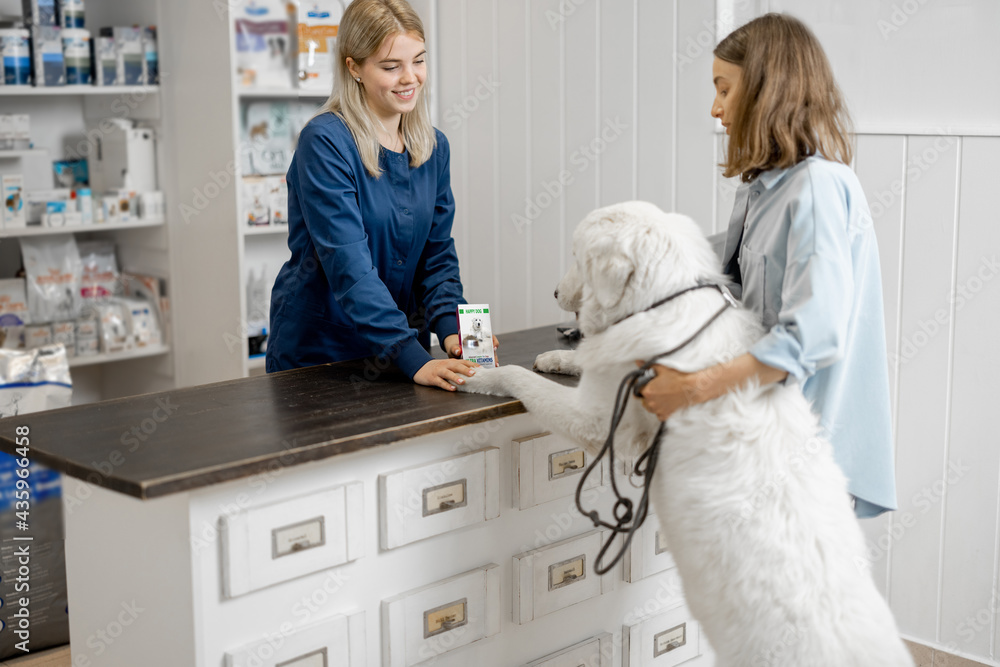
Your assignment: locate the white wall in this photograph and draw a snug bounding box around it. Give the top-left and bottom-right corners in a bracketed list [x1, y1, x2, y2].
[435, 1, 1000, 664]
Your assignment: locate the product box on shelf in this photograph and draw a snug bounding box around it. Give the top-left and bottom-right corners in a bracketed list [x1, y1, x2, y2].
[2, 174, 26, 229]
[0, 29, 32, 86]
[122, 272, 168, 345]
[51, 321, 75, 357]
[22, 0, 58, 26]
[241, 176, 270, 226]
[0, 278, 30, 350]
[266, 176, 288, 224]
[30, 25, 65, 86]
[142, 27, 158, 85]
[25, 323, 53, 348]
[94, 36, 116, 85]
[234, 0, 293, 88]
[61, 28, 91, 85]
[0, 115, 12, 148]
[295, 0, 345, 91]
[59, 0, 85, 29]
[13, 115, 30, 148]
[99, 26, 143, 86]
[25, 189, 72, 225]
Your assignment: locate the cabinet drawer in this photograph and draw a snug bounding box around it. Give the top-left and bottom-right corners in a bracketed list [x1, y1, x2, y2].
[223, 611, 365, 667]
[379, 447, 500, 550]
[220, 481, 364, 598]
[513, 433, 605, 510]
[381, 563, 501, 667]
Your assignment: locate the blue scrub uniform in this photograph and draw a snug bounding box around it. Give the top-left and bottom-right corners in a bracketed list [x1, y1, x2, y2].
[266, 112, 464, 378]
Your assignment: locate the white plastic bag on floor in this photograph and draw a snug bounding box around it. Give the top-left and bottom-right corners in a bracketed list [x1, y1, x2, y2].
[0, 344, 71, 417]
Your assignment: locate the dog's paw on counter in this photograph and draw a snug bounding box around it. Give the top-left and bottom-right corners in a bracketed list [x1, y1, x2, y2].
[456, 365, 530, 397]
[533, 350, 581, 376]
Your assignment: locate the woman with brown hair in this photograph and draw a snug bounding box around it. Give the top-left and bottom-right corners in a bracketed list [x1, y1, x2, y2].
[637, 13, 896, 518]
[267, 0, 490, 391]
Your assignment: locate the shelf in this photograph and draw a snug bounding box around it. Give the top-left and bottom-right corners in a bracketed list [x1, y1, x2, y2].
[237, 88, 328, 100]
[242, 224, 289, 236]
[0, 148, 47, 159]
[0, 85, 160, 97]
[0, 218, 165, 238]
[69, 343, 170, 368]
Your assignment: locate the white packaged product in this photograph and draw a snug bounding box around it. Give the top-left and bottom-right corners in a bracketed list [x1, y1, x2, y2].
[51, 321, 75, 357]
[457, 304, 497, 367]
[266, 175, 288, 224]
[24, 324, 53, 348]
[2, 174, 25, 229]
[119, 296, 161, 346]
[0, 29, 32, 86]
[78, 240, 120, 302]
[0, 345, 71, 419]
[31, 25, 65, 86]
[241, 176, 270, 226]
[0, 278, 30, 350]
[59, 0, 85, 28]
[235, 0, 293, 88]
[20, 234, 83, 323]
[99, 26, 143, 85]
[94, 36, 116, 85]
[95, 300, 130, 353]
[61, 28, 91, 85]
[295, 0, 345, 90]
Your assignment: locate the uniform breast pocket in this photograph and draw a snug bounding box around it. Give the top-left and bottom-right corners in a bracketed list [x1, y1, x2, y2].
[737, 247, 778, 329]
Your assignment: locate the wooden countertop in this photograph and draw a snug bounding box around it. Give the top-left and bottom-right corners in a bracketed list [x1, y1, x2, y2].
[0, 325, 578, 499]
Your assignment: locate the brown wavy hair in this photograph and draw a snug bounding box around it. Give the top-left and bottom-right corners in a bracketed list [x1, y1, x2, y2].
[714, 13, 854, 182]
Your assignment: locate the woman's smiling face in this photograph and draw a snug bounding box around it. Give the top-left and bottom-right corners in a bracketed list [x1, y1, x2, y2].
[349, 30, 426, 124]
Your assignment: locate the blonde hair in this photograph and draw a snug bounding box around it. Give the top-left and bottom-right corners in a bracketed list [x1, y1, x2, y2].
[714, 13, 853, 182]
[318, 0, 435, 178]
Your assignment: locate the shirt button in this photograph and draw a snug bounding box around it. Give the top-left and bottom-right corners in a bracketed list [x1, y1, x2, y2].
[396, 260, 403, 266]
[401, 208, 409, 214]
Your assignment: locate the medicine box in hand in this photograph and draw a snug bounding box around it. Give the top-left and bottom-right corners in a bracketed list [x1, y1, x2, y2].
[457, 304, 497, 367]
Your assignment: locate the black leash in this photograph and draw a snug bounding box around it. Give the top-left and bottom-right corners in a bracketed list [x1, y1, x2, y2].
[575, 283, 737, 574]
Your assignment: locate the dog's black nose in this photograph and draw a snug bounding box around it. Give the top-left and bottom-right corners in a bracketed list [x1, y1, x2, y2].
[554, 289, 559, 299]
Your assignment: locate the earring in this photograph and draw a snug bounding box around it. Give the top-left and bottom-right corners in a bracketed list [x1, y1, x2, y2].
[355, 77, 361, 82]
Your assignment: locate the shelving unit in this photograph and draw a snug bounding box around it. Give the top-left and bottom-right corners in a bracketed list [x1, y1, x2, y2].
[0, 0, 175, 405]
[0, 85, 159, 97]
[0, 148, 47, 159]
[0, 218, 163, 238]
[241, 224, 289, 237]
[68, 343, 170, 368]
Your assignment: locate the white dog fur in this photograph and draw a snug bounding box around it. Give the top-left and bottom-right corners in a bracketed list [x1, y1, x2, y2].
[459, 201, 912, 667]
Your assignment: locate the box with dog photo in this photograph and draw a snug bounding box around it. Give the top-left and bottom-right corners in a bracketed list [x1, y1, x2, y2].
[456, 304, 496, 367]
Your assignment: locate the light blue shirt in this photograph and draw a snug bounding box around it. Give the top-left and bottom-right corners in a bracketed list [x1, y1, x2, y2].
[720, 156, 897, 518]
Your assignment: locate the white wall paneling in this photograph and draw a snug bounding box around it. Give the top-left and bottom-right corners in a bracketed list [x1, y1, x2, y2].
[938, 137, 1000, 659]
[888, 135, 960, 642]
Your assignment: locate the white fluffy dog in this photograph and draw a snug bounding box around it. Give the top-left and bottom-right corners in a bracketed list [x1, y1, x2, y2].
[459, 201, 913, 667]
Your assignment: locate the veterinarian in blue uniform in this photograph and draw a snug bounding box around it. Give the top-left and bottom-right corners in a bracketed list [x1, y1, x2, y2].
[267, 0, 485, 392]
[637, 14, 896, 519]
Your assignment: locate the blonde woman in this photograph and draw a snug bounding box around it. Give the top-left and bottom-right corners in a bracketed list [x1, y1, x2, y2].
[638, 14, 896, 519]
[267, 0, 490, 391]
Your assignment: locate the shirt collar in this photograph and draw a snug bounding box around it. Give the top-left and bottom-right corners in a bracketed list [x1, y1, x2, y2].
[756, 165, 792, 190]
